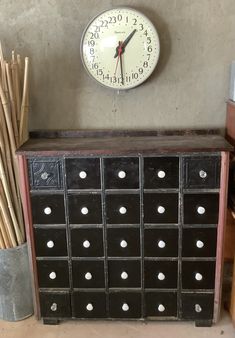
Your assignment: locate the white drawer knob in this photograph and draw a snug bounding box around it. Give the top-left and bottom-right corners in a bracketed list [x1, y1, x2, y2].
[157, 206, 165, 214]
[85, 272, 92, 280]
[83, 240, 90, 248]
[86, 303, 93, 311]
[81, 207, 89, 215]
[196, 240, 204, 248]
[157, 170, 166, 179]
[79, 171, 87, 179]
[50, 303, 57, 312]
[120, 240, 128, 248]
[118, 170, 126, 179]
[122, 303, 129, 311]
[44, 207, 52, 215]
[158, 304, 165, 312]
[41, 172, 49, 180]
[49, 271, 56, 280]
[158, 240, 166, 248]
[157, 272, 165, 280]
[195, 304, 202, 313]
[197, 206, 205, 215]
[195, 272, 203, 281]
[121, 271, 128, 280]
[199, 170, 207, 179]
[47, 240, 54, 248]
[119, 206, 127, 214]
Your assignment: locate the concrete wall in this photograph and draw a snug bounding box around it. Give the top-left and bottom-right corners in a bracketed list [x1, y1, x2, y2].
[1, 0, 235, 130]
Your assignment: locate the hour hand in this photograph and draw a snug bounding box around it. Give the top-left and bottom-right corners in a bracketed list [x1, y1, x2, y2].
[114, 29, 137, 58]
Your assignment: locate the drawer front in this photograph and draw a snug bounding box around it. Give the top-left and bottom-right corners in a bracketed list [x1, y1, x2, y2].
[107, 228, 140, 257]
[144, 193, 178, 224]
[28, 158, 63, 190]
[72, 260, 105, 288]
[144, 157, 179, 189]
[31, 194, 65, 224]
[104, 157, 139, 189]
[182, 228, 217, 257]
[73, 291, 107, 318]
[182, 261, 216, 290]
[106, 194, 140, 224]
[145, 261, 178, 289]
[109, 292, 141, 318]
[71, 228, 104, 257]
[183, 156, 220, 189]
[183, 194, 219, 224]
[144, 229, 178, 257]
[145, 291, 177, 317]
[37, 260, 69, 288]
[68, 194, 102, 224]
[34, 228, 67, 257]
[108, 260, 141, 288]
[65, 158, 100, 189]
[181, 293, 214, 320]
[39, 292, 71, 318]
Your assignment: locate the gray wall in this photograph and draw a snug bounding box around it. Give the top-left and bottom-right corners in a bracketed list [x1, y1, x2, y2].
[1, 0, 235, 130]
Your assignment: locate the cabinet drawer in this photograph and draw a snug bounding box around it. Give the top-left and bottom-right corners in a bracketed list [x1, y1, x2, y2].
[181, 293, 214, 320]
[71, 228, 104, 257]
[144, 193, 178, 224]
[65, 158, 101, 189]
[109, 292, 141, 318]
[68, 194, 102, 224]
[34, 228, 67, 257]
[39, 291, 71, 318]
[31, 194, 65, 225]
[145, 261, 178, 289]
[144, 229, 178, 257]
[104, 157, 139, 189]
[106, 194, 140, 224]
[183, 156, 220, 189]
[107, 228, 140, 257]
[72, 260, 105, 288]
[37, 260, 69, 288]
[182, 228, 217, 257]
[182, 261, 216, 290]
[145, 291, 177, 317]
[183, 194, 219, 224]
[108, 260, 141, 288]
[73, 291, 107, 318]
[28, 158, 63, 190]
[144, 157, 179, 189]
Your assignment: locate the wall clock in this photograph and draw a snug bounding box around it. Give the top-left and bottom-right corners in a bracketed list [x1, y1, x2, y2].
[81, 7, 160, 90]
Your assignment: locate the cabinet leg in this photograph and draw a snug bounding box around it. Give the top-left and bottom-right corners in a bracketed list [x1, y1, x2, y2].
[195, 320, 212, 327]
[43, 318, 60, 325]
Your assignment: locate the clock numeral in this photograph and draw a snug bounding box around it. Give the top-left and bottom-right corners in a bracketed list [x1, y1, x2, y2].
[88, 40, 95, 47]
[144, 30, 148, 36]
[125, 16, 129, 23]
[139, 24, 144, 31]
[133, 18, 137, 25]
[92, 63, 98, 69]
[103, 74, 110, 81]
[125, 76, 131, 82]
[139, 68, 143, 74]
[108, 16, 116, 24]
[147, 54, 151, 61]
[132, 73, 139, 80]
[96, 69, 103, 76]
[94, 25, 100, 33]
[117, 14, 122, 21]
[110, 76, 117, 83]
[147, 37, 151, 44]
[147, 46, 153, 52]
[89, 32, 99, 39]
[89, 48, 95, 55]
[143, 61, 148, 68]
[99, 19, 108, 28]
[90, 56, 95, 62]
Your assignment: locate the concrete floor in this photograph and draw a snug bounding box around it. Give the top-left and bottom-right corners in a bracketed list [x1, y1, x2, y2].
[0, 311, 234, 338]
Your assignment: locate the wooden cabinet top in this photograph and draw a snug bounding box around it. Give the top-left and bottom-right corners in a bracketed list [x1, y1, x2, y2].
[16, 129, 233, 156]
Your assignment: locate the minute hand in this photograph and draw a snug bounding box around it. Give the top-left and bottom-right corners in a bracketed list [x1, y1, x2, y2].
[114, 29, 137, 58]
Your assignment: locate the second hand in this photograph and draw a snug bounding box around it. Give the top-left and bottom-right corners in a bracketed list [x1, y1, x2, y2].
[114, 41, 124, 85]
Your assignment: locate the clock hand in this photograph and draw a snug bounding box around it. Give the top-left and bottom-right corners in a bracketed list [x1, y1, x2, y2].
[114, 29, 137, 58]
[114, 41, 123, 76]
[119, 51, 124, 85]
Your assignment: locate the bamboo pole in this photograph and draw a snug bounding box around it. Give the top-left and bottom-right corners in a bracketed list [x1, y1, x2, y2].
[0, 225, 6, 249]
[11, 54, 21, 127]
[19, 57, 29, 145]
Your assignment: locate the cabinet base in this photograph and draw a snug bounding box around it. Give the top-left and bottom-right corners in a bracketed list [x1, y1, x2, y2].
[43, 318, 60, 325]
[195, 320, 212, 327]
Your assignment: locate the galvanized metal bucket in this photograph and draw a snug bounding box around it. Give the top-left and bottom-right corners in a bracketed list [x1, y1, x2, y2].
[0, 242, 33, 321]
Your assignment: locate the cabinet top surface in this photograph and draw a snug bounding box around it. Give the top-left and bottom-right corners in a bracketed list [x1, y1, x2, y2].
[16, 130, 232, 156]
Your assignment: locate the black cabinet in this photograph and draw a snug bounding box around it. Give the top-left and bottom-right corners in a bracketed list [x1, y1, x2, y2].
[24, 149, 226, 325]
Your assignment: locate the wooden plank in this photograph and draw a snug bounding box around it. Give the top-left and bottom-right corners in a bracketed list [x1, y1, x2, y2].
[224, 209, 235, 260]
[230, 253, 235, 325]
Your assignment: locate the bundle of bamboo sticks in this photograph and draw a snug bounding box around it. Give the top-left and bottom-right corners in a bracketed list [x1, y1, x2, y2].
[0, 42, 30, 249]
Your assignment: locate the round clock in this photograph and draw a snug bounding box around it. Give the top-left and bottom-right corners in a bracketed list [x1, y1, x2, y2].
[81, 7, 160, 90]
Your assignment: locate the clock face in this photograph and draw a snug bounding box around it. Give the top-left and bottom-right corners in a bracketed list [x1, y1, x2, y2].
[81, 7, 160, 90]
